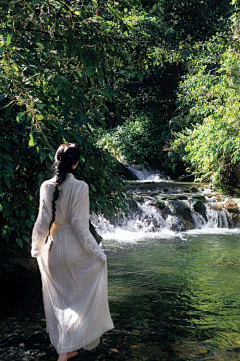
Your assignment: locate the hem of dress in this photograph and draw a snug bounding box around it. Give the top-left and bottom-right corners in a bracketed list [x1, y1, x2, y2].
[56, 323, 114, 354]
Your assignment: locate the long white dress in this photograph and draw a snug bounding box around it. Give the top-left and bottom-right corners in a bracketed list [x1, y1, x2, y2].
[31, 173, 114, 354]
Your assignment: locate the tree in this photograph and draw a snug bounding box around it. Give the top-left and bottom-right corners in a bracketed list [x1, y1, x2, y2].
[171, 16, 240, 192]
[0, 0, 146, 251]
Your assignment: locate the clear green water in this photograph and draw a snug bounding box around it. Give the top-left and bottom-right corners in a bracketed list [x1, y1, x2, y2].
[1, 233, 240, 360]
[105, 233, 240, 360]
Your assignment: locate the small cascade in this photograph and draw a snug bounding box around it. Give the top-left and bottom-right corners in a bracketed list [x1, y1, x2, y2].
[126, 165, 171, 181]
[92, 179, 240, 240]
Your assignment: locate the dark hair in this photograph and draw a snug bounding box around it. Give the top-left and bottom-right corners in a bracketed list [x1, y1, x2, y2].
[46, 143, 80, 244]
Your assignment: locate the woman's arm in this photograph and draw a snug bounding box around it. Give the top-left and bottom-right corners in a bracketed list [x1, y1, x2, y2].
[71, 182, 106, 262]
[31, 183, 52, 258]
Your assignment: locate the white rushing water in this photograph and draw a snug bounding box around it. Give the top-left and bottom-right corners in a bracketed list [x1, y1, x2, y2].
[92, 166, 240, 242]
[126, 165, 171, 182]
[92, 200, 240, 242]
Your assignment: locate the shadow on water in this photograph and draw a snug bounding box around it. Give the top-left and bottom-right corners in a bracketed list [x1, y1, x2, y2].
[1, 233, 240, 360]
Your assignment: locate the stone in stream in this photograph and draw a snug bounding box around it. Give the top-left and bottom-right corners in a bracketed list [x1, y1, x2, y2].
[149, 200, 166, 211]
[183, 188, 191, 193]
[182, 220, 195, 230]
[191, 194, 206, 202]
[224, 201, 239, 214]
[231, 214, 240, 227]
[163, 188, 169, 193]
[154, 195, 177, 201]
[166, 200, 193, 222]
[193, 200, 207, 221]
[190, 186, 198, 192]
[176, 195, 188, 200]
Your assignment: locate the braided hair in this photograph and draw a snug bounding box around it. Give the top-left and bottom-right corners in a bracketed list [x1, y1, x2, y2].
[46, 143, 80, 244]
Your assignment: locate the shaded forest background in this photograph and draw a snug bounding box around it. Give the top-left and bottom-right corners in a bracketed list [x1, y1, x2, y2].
[1, 0, 240, 266]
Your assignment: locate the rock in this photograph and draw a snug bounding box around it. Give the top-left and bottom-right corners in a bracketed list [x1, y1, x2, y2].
[134, 164, 143, 171]
[190, 186, 198, 192]
[191, 194, 206, 202]
[167, 200, 193, 222]
[210, 204, 223, 211]
[231, 214, 240, 227]
[163, 188, 169, 193]
[193, 201, 207, 221]
[226, 207, 239, 214]
[176, 195, 188, 200]
[115, 161, 138, 180]
[183, 188, 191, 193]
[154, 200, 166, 210]
[224, 200, 239, 213]
[156, 195, 177, 201]
[182, 220, 195, 230]
[128, 199, 139, 213]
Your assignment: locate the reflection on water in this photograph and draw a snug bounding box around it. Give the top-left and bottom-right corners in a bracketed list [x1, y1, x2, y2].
[106, 233, 240, 360]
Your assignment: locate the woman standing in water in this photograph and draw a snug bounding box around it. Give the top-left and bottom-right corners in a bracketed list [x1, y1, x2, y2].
[31, 143, 114, 361]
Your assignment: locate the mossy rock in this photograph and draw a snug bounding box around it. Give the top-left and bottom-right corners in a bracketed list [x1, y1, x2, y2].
[226, 207, 240, 214]
[154, 195, 178, 201]
[182, 220, 195, 230]
[177, 195, 188, 200]
[193, 200, 207, 221]
[167, 200, 193, 222]
[190, 186, 198, 192]
[231, 213, 240, 227]
[191, 194, 206, 202]
[155, 200, 166, 210]
[183, 188, 191, 193]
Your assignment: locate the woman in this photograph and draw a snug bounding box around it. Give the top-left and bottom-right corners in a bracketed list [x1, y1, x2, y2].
[31, 143, 114, 361]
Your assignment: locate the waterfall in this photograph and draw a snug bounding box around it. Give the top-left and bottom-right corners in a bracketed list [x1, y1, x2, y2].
[92, 167, 240, 240]
[126, 165, 171, 181]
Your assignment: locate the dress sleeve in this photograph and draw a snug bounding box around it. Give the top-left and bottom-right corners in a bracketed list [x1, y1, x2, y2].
[31, 183, 52, 258]
[71, 183, 107, 262]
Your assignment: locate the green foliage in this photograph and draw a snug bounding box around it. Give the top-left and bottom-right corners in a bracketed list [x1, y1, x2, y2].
[96, 113, 172, 168]
[0, 0, 142, 247]
[171, 26, 240, 192]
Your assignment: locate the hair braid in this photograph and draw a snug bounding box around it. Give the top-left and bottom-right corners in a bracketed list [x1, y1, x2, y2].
[45, 143, 80, 247]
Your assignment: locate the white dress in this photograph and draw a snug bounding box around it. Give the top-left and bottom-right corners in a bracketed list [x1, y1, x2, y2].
[31, 173, 114, 354]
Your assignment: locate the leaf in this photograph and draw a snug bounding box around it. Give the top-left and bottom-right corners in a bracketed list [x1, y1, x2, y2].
[77, 70, 82, 78]
[48, 152, 54, 161]
[40, 152, 47, 162]
[90, 184, 96, 192]
[86, 65, 93, 77]
[3, 177, 11, 189]
[25, 219, 33, 228]
[16, 238, 23, 248]
[3, 155, 14, 161]
[98, 77, 104, 86]
[29, 133, 37, 147]
[30, 214, 35, 222]
[16, 112, 24, 122]
[22, 235, 29, 243]
[7, 34, 12, 45]
[138, 72, 144, 81]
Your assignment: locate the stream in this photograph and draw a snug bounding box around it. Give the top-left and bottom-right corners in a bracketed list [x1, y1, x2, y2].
[1, 169, 240, 360]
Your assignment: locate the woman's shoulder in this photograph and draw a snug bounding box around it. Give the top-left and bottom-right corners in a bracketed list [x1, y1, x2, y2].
[71, 177, 88, 191]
